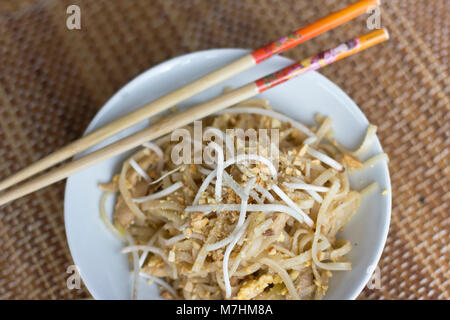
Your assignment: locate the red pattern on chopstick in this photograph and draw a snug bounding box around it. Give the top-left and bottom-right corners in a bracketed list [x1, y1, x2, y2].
[251, 0, 380, 63]
[255, 28, 388, 92]
[255, 39, 360, 92]
[252, 30, 304, 64]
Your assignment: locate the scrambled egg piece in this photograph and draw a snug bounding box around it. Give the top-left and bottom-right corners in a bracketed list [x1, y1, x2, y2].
[236, 274, 282, 300]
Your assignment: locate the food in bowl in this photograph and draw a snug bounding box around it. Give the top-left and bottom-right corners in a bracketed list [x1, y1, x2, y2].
[98, 98, 388, 300]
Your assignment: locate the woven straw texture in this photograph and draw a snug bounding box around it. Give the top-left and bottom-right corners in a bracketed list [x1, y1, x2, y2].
[0, 0, 448, 300]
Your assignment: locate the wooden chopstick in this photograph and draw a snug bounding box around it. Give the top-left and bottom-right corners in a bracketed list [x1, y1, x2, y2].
[0, 0, 380, 192]
[0, 29, 389, 206]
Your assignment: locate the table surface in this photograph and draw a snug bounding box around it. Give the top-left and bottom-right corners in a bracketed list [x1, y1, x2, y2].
[0, 0, 448, 300]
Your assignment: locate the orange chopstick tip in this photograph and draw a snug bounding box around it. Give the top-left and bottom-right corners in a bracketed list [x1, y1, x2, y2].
[363, 0, 381, 7]
[361, 28, 390, 44]
[373, 28, 389, 41]
[382, 27, 389, 40]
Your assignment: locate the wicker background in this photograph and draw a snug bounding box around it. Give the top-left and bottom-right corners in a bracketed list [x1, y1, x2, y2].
[0, 0, 448, 300]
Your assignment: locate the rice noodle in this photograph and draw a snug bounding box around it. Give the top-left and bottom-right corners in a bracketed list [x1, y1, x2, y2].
[125, 234, 140, 300]
[291, 229, 309, 254]
[142, 141, 164, 160]
[287, 177, 323, 202]
[272, 244, 296, 257]
[254, 218, 274, 237]
[121, 245, 166, 257]
[160, 233, 205, 247]
[140, 272, 179, 299]
[329, 125, 377, 156]
[360, 182, 379, 197]
[233, 263, 262, 277]
[198, 166, 212, 175]
[192, 214, 226, 272]
[330, 240, 352, 261]
[350, 152, 389, 172]
[138, 228, 163, 267]
[349, 125, 377, 156]
[100, 192, 125, 241]
[193, 154, 277, 205]
[121, 244, 174, 276]
[149, 166, 182, 185]
[260, 258, 300, 300]
[224, 220, 250, 298]
[160, 234, 187, 247]
[282, 182, 329, 193]
[174, 221, 190, 231]
[254, 184, 275, 202]
[303, 136, 316, 145]
[312, 117, 333, 146]
[142, 141, 164, 172]
[312, 169, 336, 186]
[307, 147, 343, 171]
[271, 185, 314, 227]
[118, 159, 147, 220]
[312, 181, 351, 271]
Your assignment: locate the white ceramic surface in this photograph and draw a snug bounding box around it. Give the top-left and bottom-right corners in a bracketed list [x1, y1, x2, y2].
[64, 49, 391, 300]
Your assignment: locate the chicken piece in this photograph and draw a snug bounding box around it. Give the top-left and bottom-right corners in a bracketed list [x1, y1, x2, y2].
[295, 270, 314, 299]
[324, 191, 360, 239]
[131, 179, 150, 197]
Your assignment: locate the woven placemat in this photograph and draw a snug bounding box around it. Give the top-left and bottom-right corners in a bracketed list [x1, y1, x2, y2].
[0, 0, 448, 300]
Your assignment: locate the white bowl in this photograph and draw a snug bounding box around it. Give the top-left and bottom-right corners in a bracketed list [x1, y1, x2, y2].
[64, 49, 391, 300]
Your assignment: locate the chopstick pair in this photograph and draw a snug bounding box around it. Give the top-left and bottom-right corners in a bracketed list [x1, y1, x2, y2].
[0, 1, 387, 206]
[0, 28, 389, 206]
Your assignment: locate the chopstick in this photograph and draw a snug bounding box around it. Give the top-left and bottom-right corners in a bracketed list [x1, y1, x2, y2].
[0, 0, 380, 192]
[0, 29, 389, 206]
